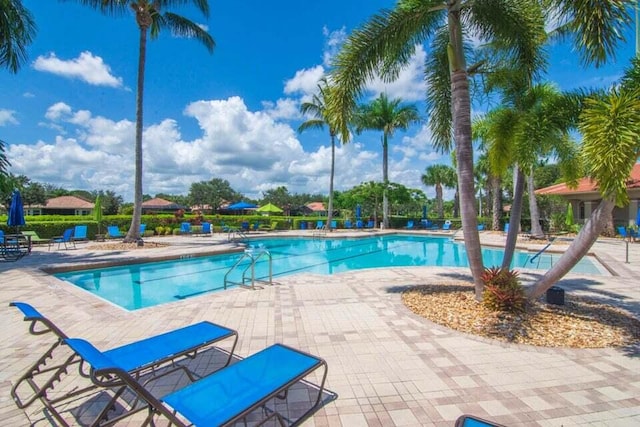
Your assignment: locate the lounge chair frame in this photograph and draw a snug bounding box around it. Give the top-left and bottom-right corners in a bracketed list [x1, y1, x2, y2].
[64, 340, 328, 427]
[10, 302, 238, 426]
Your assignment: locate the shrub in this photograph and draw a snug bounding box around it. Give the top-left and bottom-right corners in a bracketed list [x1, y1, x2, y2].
[481, 267, 526, 313]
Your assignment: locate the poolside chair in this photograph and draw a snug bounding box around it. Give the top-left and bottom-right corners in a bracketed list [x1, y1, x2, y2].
[0, 230, 30, 260]
[201, 222, 211, 235]
[344, 219, 352, 229]
[48, 228, 75, 250]
[442, 221, 452, 231]
[241, 221, 250, 232]
[22, 230, 50, 245]
[504, 222, 510, 233]
[455, 414, 506, 427]
[139, 223, 147, 235]
[65, 339, 328, 427]
[106, 225, 123, 239]
[316, 220, 325, 230]
[478, 224, 485, 231]
[72, 225, 88, 243]
[180, 222, 192, 235]
[405, 220, 415, 230]
[366, 220, 375, 229]
[356, 219, 364, 230]
[9, 301, 238, 426]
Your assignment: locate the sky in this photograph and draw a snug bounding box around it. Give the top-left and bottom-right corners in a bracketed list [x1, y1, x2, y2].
[0, 1, 637, 202]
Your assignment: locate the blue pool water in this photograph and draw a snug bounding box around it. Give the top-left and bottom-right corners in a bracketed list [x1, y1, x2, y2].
[56, 235, 603, 310]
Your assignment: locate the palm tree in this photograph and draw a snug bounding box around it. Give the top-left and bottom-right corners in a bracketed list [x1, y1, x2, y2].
[298, 78, 340, 231]
[421, 164, 456, 219]
[0, 0, 36, 73]
[353, 93, 419, 229]
[528, 62, 640, 298]
[327, 0, 629, 299]
[71, 1, 214, 242]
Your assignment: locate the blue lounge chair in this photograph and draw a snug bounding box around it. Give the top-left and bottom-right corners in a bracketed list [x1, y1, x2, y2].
[443, 221, 452, 231]
[64, 339, 328, 427]
[180, 222, 192, 234]
[330, 220, 337, 230]
[478, 224, 485, 231]
[455, 414, 506, 427]
[201, 222, 211, 234]
[504, 222, 510, 233]
[9, 301, 238, 426]
[106, 225, 123, 239]
[139, 223, 147, 235]
[405, 220, 415, 230]
[356, 219, 364, 229]
[241, 221, 250, 232]
[344, 219, 352, 229]
[72, 224, 88, 243]
[316, 220, 325, 230]
[48, 228, 75, 250]
[366, 220, 375, 228]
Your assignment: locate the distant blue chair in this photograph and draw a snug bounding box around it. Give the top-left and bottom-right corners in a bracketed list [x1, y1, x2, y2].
[180, 222, 192, 234]
[504, 223, 510, 233]
[316, 220, 325, 230]
[344, 219, 353, 229]
[617, 226, 636, 241]
[477, 224, 485, 231]
[139, 224, 147, 235]
[443, 221, 452, 231]
[405, 220, 415, 230]
[106, 225, 123, 239]
[330, 220, 337, 230]
[420, 219, 432, 229]
[241, 221, 250, 232]
[356, 220, 364, 229]
[72, 225, 88, 243]
[366, 220, 375, 228]
[252, 222, 260, 232]
[201, 222, 211, 234]
[49, 228, 75, 250]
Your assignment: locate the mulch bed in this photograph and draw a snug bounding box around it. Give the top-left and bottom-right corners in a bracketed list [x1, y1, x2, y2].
[402, 281, 640, 348]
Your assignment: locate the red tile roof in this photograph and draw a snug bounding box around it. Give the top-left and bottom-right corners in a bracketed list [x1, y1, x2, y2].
[306, 202, 326, 212]
[535, 163, 640, 196]
[36, 195, 94, 209]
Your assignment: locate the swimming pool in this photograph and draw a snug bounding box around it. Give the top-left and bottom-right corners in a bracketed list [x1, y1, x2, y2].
[56, 235, 604, 310]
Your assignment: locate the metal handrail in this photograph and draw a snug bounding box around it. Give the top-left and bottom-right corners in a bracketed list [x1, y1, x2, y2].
[527, 239, 555, 268]
[223, 247, 272, 290]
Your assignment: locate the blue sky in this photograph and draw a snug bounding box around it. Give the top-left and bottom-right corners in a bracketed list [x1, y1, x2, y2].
[0, 1, 637, 202]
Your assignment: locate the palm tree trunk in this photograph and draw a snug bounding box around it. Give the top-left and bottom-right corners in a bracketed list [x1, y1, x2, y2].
[501, 166, 525, 269]
[436, 184, 443, 218]
[491, 175, 502, 231]
[452, 70, 484, 298]
[528, 169, 544, 238]
[125, 26, 146, 243]
[382, 133, 389, 229]
[327, 134, 336, 231]
[527, 198, 615, 299]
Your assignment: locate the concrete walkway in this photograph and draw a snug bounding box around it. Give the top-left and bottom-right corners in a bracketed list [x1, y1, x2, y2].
[0, 231, 638, 426]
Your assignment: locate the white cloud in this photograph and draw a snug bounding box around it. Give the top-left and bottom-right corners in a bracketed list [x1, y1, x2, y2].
[322, 26, 347, 67]
[33, 51, 123, 88]
[0, 109, 18, 126]
[284, 65, 325, 96]
[262, 98, 301, 120]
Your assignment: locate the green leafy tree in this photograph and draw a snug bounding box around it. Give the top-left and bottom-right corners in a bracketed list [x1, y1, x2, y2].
[328, 0, 629, 299]
[261, 186, 294, 214]
[22, 181, 46, 206]
[528, 60, 640, 298]
[421, 164, 456, 218]
[188, 178, 240, 213]
[97, 190, 122, 215]
[0, 0, 37, 73]
[73, 0, 215, 241]
[353, 93, 419, 228]
[299, 78, 341, 231]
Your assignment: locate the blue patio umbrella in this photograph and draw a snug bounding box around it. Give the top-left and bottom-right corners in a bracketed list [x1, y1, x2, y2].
[422, 205, 427, 220]
[355, 204, 362, 219]
[7, 189, 25, 231]
[228, 201, 257, 210]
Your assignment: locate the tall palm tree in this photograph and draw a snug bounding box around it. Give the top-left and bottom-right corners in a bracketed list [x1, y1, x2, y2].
[298, 78, 340, 231]
[353, 93, 419, 228]
[0, 0, 36, 73]
[71, 1, 214, 242]
[421, 164, 456, 218]
[327, 0, 629, 300]
[528, 60, 640, 298]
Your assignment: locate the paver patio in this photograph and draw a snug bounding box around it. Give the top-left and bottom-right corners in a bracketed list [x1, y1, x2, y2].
[1, 231, 638, 426]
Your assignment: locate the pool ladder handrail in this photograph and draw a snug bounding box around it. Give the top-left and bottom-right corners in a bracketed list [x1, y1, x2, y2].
[227, 228, 248, 242]
[224, 247, 273, 290]
[526, 239, 555, 269]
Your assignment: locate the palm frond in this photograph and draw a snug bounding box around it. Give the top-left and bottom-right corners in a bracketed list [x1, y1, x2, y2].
[160, 12, 215, 52]
[329, 2, 443, 141]
[425, 27, 453, 152]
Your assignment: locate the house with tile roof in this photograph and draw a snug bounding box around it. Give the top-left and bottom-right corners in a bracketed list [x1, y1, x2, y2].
[141, 197, 186, 213]
[535, 163, 640, 227]
[25, 195, 95, 216]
